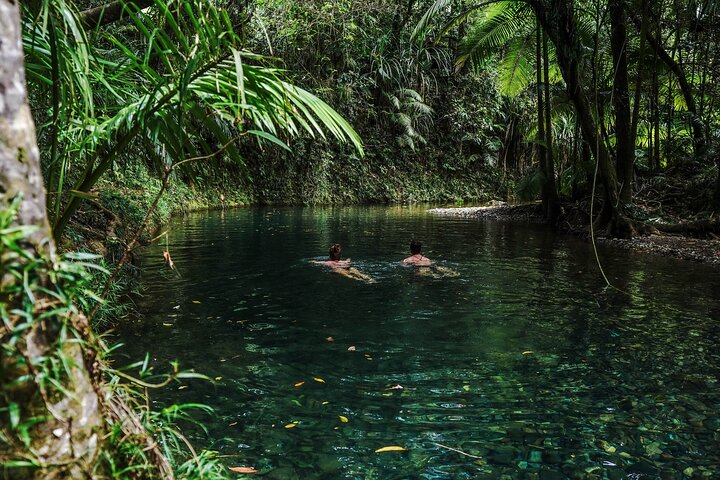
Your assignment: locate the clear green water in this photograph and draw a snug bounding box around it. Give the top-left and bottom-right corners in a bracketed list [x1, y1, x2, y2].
[118, 206, 720, 479]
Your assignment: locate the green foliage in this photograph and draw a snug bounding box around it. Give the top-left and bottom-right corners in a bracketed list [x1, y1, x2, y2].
[0, 200, 230, 479]
[24, 0, 363, 240]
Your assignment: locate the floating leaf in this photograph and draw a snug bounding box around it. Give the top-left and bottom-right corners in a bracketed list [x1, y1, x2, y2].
[285, 423, 297, 429]
[339, 415, 349, 423]
[386, 385, 403, 390]
[522, 351, 533, 355]
[347, 346, 356, 351]
[163, 323, 173, 326]
[322, 401, 329, 405]
[375, 446, 407, 453]
[294, 381, 305, 387]
[192, 300, 202, 304]
[313, 377, 325, 383]
[326, 336, 334, 342]
[462, 385, 471, 392]
[229, 466, 258, 473]
[291, 400, 302, 407]
[215, 376, 223, 381]
[178, 385, 188, 390]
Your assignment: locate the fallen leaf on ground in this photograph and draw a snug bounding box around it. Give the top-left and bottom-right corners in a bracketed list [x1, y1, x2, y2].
[375, 446, 407, 453]
[313, 377, 325, 383]
[229, 466, 257, 473]
[294, 381, 305, 387]
[339, 415, 349, 423]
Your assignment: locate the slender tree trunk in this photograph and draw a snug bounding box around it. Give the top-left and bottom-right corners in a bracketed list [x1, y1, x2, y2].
[643, 30, 706, 160]
[1, 2, 104, 477]
[535, 22, 548, 210]
[610, 0, 634, 203]
[543, 30, 559, 220]
[529, 0, 632, 237]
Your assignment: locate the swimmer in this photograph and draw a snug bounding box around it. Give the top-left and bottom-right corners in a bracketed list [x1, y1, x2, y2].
[402, 239, 432, 266]
[312, 244, 375, 283]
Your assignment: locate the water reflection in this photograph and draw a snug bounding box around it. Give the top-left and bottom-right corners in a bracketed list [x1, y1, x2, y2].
[119, 206, 720, 479]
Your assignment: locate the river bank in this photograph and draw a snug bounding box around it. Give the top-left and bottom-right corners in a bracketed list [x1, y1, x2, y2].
[428, 204, 720, 266]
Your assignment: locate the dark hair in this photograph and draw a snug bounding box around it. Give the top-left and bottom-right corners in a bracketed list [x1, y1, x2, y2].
[410, 239, 422, 254]
[329, 244, 342, 261]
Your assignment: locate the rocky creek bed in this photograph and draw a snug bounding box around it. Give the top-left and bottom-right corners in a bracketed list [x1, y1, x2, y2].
[428, 205, 720, 266]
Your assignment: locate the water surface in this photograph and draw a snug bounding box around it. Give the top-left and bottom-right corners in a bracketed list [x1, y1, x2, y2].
[119, 206, 720, 479]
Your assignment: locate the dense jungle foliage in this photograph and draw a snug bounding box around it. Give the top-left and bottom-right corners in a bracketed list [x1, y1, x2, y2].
[2, 0, 720, 478]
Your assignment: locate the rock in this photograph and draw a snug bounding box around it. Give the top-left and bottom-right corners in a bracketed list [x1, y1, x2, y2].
[317, 454, 340, 474]
[266, 466, 299, 480]
[539, 470, 568, 480]
[488, 446, 517, 466]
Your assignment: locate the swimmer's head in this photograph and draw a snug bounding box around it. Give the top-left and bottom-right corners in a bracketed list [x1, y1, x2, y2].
[410, 239, 422, 254]
[329, 244, 342, 261]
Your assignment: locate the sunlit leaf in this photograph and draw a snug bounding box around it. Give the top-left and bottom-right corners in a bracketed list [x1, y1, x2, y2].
[375, 446, 407, 453]
[522, 351, 533, 355]
[229, 466, 258, 473]
[285, 423, 297, 429]
[163, 323, 173, 326]
[339, 415, 349, 423]
[192, 300, 202, 304]
[294, 381, 305, 387]
[313, 377, 325, 383]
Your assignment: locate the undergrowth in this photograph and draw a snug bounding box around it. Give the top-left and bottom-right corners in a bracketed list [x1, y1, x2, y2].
[0, 199, 230, 479]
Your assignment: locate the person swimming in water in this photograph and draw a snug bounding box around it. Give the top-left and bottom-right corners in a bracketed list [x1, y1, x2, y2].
[402, 239, 432, 266]
[312, 244, 375, 283]
[402, 239, 459, 277]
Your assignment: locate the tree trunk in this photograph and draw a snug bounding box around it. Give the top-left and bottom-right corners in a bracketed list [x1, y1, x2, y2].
[1, 1, 104, 477]
[542, 29, 559, 220]
[610, 0, 634, 204]
[529, 0, 632, 237]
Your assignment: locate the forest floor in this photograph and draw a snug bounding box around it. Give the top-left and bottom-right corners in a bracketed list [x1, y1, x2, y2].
[428, 203, 720, 266]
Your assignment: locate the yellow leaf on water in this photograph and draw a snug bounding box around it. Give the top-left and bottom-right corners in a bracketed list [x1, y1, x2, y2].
[326, 336, 334, 342]
[322, 401, 329, 405]
[294, 381, 305, 387]
[192, 300, 201, 304]
[215, 376, 223, 381]
[339, 416, 349, 423]
[163, 323, 173, 326]
[375, 446, 407, 453]
[313, 377, 325, 383]
[178, 385, 188, 390]
[284, 423, 297, 429]
[522, 351, 534, 355]
[382, 393, 393, 396]
[229, 466, 257, 473]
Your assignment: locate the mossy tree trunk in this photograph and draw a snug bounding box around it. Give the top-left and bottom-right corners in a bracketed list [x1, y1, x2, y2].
[0, 1, 104, 477]
[528, 0, 633, 238]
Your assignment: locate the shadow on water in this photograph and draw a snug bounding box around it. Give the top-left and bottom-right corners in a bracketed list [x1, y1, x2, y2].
[117, 206, 720, 479]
